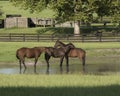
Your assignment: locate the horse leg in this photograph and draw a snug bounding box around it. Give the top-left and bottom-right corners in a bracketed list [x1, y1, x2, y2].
[45, 53, 50, 74]
[65, 56, 69, 73]
[34, 58, 38, 73]
[19, 59, 22, 74]
[82, 56, 86, 72]
[22, 59, 27, 73]
[60, 56, 64, 73]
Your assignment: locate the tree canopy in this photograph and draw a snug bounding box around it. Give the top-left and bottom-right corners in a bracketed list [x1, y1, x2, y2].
[10, 0, 120, 34]
[0, 6, 3, 18]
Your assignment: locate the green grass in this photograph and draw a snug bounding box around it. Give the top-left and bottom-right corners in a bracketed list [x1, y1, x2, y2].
[0, 42, 120, 96]
[0, 42, 120, 65]
[0, 74, 120, 96]
[0, 42, 54, 63]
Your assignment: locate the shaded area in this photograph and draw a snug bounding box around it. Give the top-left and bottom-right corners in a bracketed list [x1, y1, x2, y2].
[0, 85, 120, 96]
[36, 27, 74, 35]
[36, 26, 119, 36]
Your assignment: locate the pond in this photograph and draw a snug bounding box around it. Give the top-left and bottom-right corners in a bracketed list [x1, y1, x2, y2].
[0, 63, 120, 75]
[0, 55, 120, 75]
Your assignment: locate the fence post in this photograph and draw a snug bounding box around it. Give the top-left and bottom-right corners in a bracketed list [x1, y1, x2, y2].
[99, 36, 102, 42]
[37, 34, 39, 42]
[66, 34, 69, 41]
[23, 34, 25, 42]
[51, 34, 54, 41]
[9, 33, 11, 41]
[82, 35, 85, 42]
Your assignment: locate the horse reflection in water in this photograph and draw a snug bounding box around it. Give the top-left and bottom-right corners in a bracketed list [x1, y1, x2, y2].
[54, 40, 86, 72]
[16, 47, 46, 74]
[45, 44, 75, 73]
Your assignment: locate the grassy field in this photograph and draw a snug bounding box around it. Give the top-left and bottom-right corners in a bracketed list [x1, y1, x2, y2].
[0, 74, 120, 96]
[0, 42, 120, 64]
[0, 42, 120, 69]
[0, 1, 120, 95]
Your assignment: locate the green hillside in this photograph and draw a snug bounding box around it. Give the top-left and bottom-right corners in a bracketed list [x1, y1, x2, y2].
[0, 0, 55, 18]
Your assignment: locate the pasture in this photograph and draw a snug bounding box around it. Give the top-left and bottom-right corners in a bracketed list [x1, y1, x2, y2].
[0, 42, 120, 74]
[0, 1, 120, 95]
[0, 42, 120, 95]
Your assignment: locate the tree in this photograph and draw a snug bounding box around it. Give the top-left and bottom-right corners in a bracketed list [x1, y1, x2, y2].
[10, 0, 120, 35]
[0, 6, 3, 18]
[93, 0, 120, 22]
[51, 0, 97, 35]
[10, 0, 96, 35]
[112, 0, 120, 25]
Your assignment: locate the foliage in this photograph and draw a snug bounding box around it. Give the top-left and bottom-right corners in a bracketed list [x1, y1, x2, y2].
[10, 0, 120, 35]
[9, 0, 99, 23]
[9, 0, 50, 13]
[0, 6, 3, 18]
[111, 0, 120, 24]
[50, 0, 97, 23]
[0, 1, 54, 18]
[93, 0, 120, 22]
[10, 0, 120, 23]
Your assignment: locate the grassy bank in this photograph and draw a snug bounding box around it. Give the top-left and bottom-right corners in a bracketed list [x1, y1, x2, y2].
[0, 42, 120, 64]
[0, 42, 120, 74]
[0, 74, 120, 96]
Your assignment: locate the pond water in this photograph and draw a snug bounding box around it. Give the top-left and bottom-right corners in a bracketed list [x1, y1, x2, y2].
[0, 63, 120, 75]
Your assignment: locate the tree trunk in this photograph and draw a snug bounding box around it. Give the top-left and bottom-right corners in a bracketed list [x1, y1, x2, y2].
[74, 20, 80, 35]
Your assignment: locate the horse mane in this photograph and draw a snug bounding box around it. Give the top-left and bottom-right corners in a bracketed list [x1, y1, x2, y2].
[55, 40, 75, 48]
[67, 42, 75, 48]
[57, 40, 66, 46]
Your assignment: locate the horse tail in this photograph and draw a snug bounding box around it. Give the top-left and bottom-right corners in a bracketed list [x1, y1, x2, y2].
[16, 50, 19, 59]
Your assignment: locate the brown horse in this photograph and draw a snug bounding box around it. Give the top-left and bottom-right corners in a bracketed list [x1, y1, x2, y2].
[54, 40, 86, 72]
[16, 47, 45, 73]
[45, 44, 75, 73]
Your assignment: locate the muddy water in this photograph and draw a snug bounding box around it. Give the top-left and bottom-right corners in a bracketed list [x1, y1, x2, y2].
[0, 63, 119, 74]
[0, 55, 120, 74]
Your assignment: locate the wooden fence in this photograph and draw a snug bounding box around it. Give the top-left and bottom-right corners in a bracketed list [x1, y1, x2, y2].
[0, 33, 120, 42]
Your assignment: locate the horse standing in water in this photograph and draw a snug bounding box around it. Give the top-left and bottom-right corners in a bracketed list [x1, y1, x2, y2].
[45, 44, 74, 73]
[16, 47, 45, 73]
[54, 40, 86, 72]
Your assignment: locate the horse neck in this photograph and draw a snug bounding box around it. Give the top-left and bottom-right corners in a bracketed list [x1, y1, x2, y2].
[59, 42, 75, 48]
[38, 47, 46, 52]
[63, 45, 73, 53]
[67, 43, 75, 48]
[58, 41, 66, 47]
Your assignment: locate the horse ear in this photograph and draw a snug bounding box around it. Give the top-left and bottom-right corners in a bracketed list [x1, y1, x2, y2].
[56, 39, 60, 42]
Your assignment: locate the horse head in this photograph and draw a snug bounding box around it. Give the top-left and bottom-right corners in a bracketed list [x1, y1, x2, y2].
[45, 47, 54, 55]
[54, 40, 65, 48]
[67, 43, 75, 48]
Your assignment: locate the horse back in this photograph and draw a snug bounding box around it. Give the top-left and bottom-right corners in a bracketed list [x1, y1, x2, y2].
[68, 48, 86, 58]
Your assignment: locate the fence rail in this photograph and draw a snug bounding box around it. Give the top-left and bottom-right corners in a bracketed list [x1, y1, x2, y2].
[0, 33, 120, 42]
